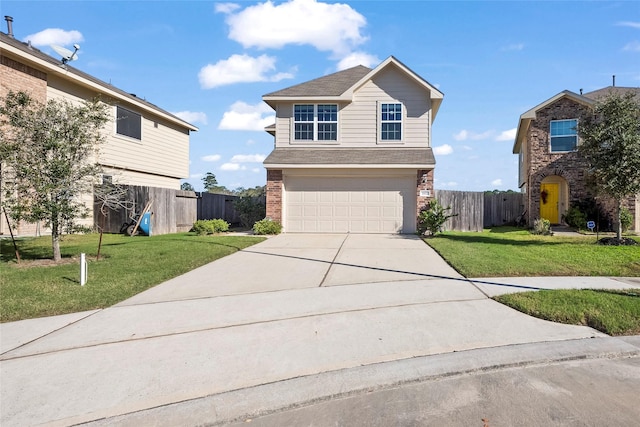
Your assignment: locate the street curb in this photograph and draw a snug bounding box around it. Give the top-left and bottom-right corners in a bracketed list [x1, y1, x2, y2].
[82, 336, 640, 427]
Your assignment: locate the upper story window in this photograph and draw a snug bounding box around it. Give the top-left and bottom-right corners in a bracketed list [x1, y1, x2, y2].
[116, 106, 142, 140]
[550, 119, 577, 152]
[380, 103, 402, 141]
[293, 104, 337, 141]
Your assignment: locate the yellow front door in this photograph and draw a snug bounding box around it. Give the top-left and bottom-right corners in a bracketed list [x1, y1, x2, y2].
[540, 183, 559, 223]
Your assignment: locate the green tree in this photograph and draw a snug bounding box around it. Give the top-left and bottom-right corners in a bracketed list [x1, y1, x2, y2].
[180, 182, 195, 191]
[202, 172, 218, 191]
[578, 92, 640, 240]
[0, 91, 109, 261]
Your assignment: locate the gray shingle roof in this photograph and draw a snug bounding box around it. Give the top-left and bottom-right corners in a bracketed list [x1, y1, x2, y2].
[263, 65, 372, 97]
[584, 86, 640, 100]
[0, 32, 197, 131]
[264, 148, 435, 166]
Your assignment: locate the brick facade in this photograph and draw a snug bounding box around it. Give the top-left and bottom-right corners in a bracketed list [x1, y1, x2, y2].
[416, 169, 434, 217]
[524, 96, 636, 230]
[1, 54, 48, 236]
[265, 169, 283, 223]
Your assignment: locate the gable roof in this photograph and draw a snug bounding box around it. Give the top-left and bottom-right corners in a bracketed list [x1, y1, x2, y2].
[0, 32, 198, 132]
[512, 86, 640, 154]
[512, 90, 594, 154]
[263, 56, 444, 119]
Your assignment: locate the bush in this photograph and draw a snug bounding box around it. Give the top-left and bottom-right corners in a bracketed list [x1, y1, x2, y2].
[562, 205, 587, 229]
[562, 198, 609, 231]
[252, 218, 282, 235]
[234, 197, 266, 228]
[417, 199, 456, 236]
[191, 219, 229, 235]
[620, 207, 633, 233]
[531, 218, 552, 235]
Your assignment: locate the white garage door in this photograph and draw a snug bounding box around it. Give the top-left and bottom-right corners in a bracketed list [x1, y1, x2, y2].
[285, 176, 415, 233]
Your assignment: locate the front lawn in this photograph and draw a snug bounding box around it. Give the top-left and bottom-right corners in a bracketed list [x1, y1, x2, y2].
[424, 227, 640, 277]
[0, 233, 265, 322]
[495, 289, 640, 336]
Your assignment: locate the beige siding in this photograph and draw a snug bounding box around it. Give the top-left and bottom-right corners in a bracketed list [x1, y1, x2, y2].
[102, 168, 181, 190]
[274, 65, 432, 148]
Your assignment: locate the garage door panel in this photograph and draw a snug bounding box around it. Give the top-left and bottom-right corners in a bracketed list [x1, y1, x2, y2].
[285, 175, 415, 233]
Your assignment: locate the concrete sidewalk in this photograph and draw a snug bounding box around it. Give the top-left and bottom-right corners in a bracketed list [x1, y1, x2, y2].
[1, 233, 638, 426]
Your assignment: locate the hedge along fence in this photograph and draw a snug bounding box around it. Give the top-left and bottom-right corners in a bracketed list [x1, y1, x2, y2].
[94, 185, 197, 235]
[434, 190, 525, 231]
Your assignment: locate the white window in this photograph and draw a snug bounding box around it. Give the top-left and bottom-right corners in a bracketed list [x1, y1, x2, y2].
[380, 103, 402, 141]
[550, 119, 577, 152]
[116, 106, 142, 140]
[293, 104, 337, 141]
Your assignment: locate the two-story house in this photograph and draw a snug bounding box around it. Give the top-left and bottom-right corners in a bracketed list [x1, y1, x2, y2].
[1, 20, 197, 235]
[262, 56, 443, 234]
[513, 86, 639, 231]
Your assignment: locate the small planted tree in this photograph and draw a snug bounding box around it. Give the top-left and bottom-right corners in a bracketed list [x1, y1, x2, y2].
[0, 91, 109, 261]
[418, 199, 457, 236]
[578, 92, 640, 242]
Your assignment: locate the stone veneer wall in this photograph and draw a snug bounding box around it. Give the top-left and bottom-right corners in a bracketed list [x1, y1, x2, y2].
[1, 54, 48, 236]
[265, 169, 283, 224]
[416, 169, 434, 218]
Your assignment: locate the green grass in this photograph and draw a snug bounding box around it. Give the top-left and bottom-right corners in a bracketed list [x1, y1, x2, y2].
[424, 227, 640, 277]
[0, 233, 265, 322]
[495, 289, 640, 336]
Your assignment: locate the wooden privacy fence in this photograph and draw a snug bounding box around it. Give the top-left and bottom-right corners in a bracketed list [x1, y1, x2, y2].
[434, 190, 525, 231]
[94, 185, 197, 235]
[197, 193, 241, 224]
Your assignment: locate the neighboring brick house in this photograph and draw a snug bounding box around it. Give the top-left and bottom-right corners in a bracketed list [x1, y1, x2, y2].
[513, 87, 640, 231]
[262, 56, 443, 233]
[1, 24, 197, 235]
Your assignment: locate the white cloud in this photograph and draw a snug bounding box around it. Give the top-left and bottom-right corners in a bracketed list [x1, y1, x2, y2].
[453, 129, 493, 141]
[190, 173, 204, 179]
[199, 54, 294, 89]
[24, 28, 83, 46]
[437, 181, 458, 188]
[202, 154, 221, 162]
[433, 144, 453, 155]
[336, 51, 380, 70]
[462, 145, 473, 151]
[218, 101, 275, 131]
[221, 0, 368, 56]
[501, 43, 524, 52]
[252, 168, 262, 173]
[172, 111, 208, 125]
[215, 2, 241, 14]
[496, 128, 517, 141]
[623, 41, 640, 52]
[491, 179, 503, 186]
[230, 154, 266, 163]
[220, 163, 246, 171]
[617, 21, 640, 29]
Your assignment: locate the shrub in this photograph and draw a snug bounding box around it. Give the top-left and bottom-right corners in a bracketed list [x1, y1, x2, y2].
[417, 199, 457, 236]
[562, 205, 587, 229]
[253, 218, 282, 235]
[531, 218, 552, 235]
[234, 197, 266, 228]
[620, 207, 633, 233]
[191, 219, 229, 235]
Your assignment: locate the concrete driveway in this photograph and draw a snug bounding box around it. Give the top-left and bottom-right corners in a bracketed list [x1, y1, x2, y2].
[1, 233, 638, 426]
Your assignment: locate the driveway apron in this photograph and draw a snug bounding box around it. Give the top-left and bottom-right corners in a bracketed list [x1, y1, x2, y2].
[0, 234, 607, 426]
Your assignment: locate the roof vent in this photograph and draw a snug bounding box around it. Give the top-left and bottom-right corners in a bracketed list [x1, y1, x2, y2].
[612, 75, 616, 87]
[4, 16, 14, 38]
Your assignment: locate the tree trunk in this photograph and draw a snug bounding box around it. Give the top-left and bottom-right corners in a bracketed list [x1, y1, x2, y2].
[616, 199, 623, 240]
[51, 218, 62, 262]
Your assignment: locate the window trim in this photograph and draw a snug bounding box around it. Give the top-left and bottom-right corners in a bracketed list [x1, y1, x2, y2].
[292, 104, 339, 143]
[549, 118, 578, 153]
[115, 105, 142, 141]
[378, 102, 404, 144]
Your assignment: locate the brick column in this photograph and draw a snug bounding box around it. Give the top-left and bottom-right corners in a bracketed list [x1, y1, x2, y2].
[416, 169, 434, 217]
[266, 169, 283, 224]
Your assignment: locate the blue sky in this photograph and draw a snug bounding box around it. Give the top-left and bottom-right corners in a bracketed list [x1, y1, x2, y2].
[3, 0, 639, 192]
